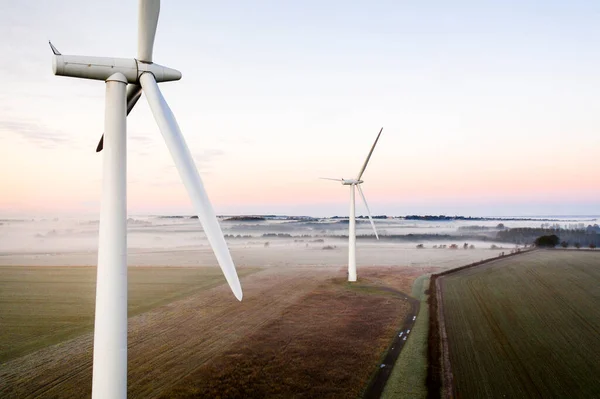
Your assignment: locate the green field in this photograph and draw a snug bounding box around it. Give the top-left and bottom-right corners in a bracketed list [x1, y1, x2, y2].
[0, 266, 258, 362]
[439, 250, 600, 398]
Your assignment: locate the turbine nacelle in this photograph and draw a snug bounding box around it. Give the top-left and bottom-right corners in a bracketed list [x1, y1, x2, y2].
[52, 54, 182, 83]
[341, 179, 363, 185]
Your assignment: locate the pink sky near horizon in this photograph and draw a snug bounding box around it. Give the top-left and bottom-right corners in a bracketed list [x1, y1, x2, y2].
[1, 113, 598, 216]
[1, 137, 597, 216]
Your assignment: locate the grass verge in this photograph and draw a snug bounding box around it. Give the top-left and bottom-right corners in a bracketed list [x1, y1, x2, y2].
[381, 274, 430, 399]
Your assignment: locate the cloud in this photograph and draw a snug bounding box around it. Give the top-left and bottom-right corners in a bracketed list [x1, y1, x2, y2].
[0, 119, 72, 149]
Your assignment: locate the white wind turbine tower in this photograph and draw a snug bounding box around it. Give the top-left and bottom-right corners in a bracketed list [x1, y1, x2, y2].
[321, 128, 383, 282]
[50, 1, 242, 398]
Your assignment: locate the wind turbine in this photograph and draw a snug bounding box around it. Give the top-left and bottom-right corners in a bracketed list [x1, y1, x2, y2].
[50, 1, 242, 398]
[321, 128, 383, 282]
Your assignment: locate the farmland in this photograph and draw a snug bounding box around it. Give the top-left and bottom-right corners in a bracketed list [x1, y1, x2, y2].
[0, 266, 259, 363]
[0, 266, 425, 398]
[438, 250, 600, 398]
[163, 276, 409, 398]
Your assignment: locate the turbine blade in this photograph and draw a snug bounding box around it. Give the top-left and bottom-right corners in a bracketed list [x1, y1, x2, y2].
[139, 73, 243, 301]
[96, 136, 103, 153]
[319, 177, 343, 181]
[96, 84, 143, 152]
[356, 127, 383, 180]
[356, 185, 379, 239]
[48, 41, 61, 55]
[125, 84, 143, 114]
[138, 0, 160, 63]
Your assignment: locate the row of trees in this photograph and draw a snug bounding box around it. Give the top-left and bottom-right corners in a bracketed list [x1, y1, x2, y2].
[417, 243, 476, 249]
[534, 234, 597, 249]
[500, 228, 600, 247]
[560, 241, 596, 249]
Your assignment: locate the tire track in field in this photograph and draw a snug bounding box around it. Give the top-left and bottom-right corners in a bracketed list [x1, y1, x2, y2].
[439, 266, 541, 398]
[525, 267, 599, 335]
[464, 275, 544, 398]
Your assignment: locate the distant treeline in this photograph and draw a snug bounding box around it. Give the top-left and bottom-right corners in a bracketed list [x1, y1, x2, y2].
[224, 233, 310, 239]
[157, 215, 318, 221]
[351, 233, 490, 242]
[156, 214, 596, 223]
[223, 216, 266, 221]
[458, 224, 506, 231]
[262, 233, 293, 238]
[497, 227, 600, 246]
[331, 215, 388, 220]
[404, 215, 561, 222]
[158, 215, 201, 220]
[222, 232, 494, 242]
[330, 219, 388, 224]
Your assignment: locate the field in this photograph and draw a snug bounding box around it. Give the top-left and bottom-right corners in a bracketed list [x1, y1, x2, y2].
[0, 266, 259, 363]
[438, 250, 600, 398]
[0, 265, 428, 398]
[164, 277, 408, 398]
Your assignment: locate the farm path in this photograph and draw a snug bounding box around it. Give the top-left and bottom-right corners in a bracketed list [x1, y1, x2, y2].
[363, 286, 420, 399]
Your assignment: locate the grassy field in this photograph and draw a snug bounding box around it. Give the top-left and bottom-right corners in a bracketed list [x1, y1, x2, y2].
[439, 250, 600, 398]
[382, 273, 431, 399]
[0, 266, 258, 362]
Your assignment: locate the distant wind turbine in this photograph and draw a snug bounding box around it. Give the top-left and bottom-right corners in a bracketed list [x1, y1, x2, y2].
[321, 127, 383, 282]
[50, 1, 242, 398]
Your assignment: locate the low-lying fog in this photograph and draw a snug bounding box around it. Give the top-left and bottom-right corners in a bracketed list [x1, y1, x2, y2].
[0, 215, 595, 268]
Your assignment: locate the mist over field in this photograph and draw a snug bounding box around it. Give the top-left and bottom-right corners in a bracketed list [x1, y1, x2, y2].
[1, 214, 596, 267]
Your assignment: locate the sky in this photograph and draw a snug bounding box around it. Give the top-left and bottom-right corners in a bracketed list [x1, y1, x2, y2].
[0, 0, 599, 217]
